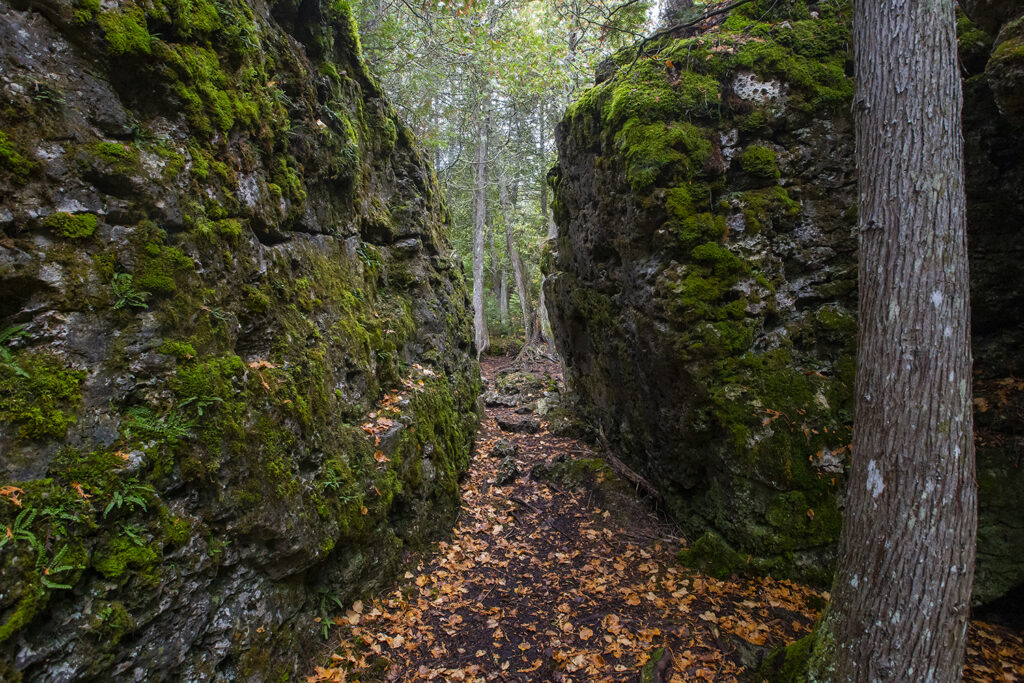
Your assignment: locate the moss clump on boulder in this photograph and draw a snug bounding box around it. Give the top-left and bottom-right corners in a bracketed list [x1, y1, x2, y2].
[548, 0, 857, 586]
[0, 131, 35, 183]
[738, 144, 780, 179]
[97, 6, 152, 55]
[986, 16, 1024, 125]
[0, 352, 85, 440]
[42, 212, 98, 239]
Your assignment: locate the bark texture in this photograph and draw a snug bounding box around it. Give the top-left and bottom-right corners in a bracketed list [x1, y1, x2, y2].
[500, 169, 535, 345]
[472, 109, 490, 356]
[812, 0, 978, 678]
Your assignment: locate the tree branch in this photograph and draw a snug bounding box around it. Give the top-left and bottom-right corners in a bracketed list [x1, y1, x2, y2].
[625, 0, 757, 73]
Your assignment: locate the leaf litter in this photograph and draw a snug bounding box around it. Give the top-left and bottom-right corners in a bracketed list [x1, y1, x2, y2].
[310, 356, 1024, 682]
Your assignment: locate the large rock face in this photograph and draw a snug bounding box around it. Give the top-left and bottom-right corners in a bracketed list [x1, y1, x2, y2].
[0, 0, 479, 679]
[547, 0, 1023, 601]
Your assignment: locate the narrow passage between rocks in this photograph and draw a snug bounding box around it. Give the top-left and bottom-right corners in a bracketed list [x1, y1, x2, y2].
[312, 356, 1024, 683]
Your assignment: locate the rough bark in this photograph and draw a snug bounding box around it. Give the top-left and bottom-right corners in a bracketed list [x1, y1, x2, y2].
[809, 0, 977, 678]
[472, 107, 490, 357]
[488, 217, 507, 325]
[499, 168, 535, 345]
[540, 99, 549, 225]
[499, 268, 509, 325]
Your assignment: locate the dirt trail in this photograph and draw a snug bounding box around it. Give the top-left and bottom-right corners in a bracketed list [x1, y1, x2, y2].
[311, 356, 1024, 682]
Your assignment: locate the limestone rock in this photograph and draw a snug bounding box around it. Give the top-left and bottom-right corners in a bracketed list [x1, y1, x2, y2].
[490, 439, 518, 459]
[547, 0, 1024, 602]
[0, 0, 480, 678]
[496, 415, 541, 435]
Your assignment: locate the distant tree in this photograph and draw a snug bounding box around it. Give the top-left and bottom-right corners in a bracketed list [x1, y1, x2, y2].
[472, 101, 490, 357]
[352, 0, 651, 353]
[806, 0, 978, 678]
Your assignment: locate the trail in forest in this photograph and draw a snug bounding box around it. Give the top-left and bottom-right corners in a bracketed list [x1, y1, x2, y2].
[310, 357, 1024, 682]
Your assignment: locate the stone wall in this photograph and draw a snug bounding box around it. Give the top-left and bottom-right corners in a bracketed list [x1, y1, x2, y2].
[0, 0, 479, 678]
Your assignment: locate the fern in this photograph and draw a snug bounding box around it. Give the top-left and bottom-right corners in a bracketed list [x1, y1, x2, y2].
[111, 273, 148, 309]
[1, 507, 40, 550]
[119, 523, 147, 547]
[39, 545, 78, 590]
[122, 406, 194, 444]
[178, 395, 224, 417]
[103, 480, 155, 518]
[0, 324, 29, 378]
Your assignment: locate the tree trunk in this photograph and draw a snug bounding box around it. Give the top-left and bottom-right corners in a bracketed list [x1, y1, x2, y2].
[539, 99, 549, 225]
[808, 0, 977, 679]
[499, 168, 534, 345]
[488, 217, 506, 325]
[499, 268, 509, 325]
[472, 107, 490, 357]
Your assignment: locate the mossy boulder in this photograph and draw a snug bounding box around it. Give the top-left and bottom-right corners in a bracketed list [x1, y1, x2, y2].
[0, 0, 480, 678]
[986, 15, 1024, 126]
[548, 0, 1024, 603]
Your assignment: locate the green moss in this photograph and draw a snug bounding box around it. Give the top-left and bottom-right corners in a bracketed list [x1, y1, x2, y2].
[92, 536, 161, 581]
[157, 507, 193, 546]
[73, 0, 101, 24]
[0, 131, 36, 183]
[759, 631, 814, 682]
[606, 64, 720, 129]
[739, 186, 800, 234]
[764, 490, 842, 550]
[738, 144, 780, 179]
[215, 218, 243, 243]
[957, 11, 992, 55]
[91, 141, 138, 168]
[158, 340, 197, 360]
[270, 158, 307, 205]
[42, 212, 98, 239]
[161, 0, 222, 38]
[90, 601, 135, 647]
[678, 530, 751, 579]
[97, 6, 151, 55]
[616, 119, 711, 191]
[318, 62, 341, 81]
[0, 353, 85, 441]
[132, 227, 194, 296]
[157, 44, 236, 135]
[0, 583, 48, 644]
[328, 0, 363, 58]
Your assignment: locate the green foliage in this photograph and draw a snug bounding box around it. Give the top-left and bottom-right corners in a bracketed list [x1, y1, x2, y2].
[42, 212, 98, 239]
[121, 406, 194, 445]
[0, 325, 30, 378]
[111, 273, 149, 309]
[103, 479, 156, 518]
[39, 545, 78, 590]
[0, 508, 41, 551]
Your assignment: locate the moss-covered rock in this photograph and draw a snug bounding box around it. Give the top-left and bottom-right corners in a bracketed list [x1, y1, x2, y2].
[549, 0, 857, 586]
[0, 0, 480, 678]
[986, 15, 1024, 125]
[548, 0, 1024, 603]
